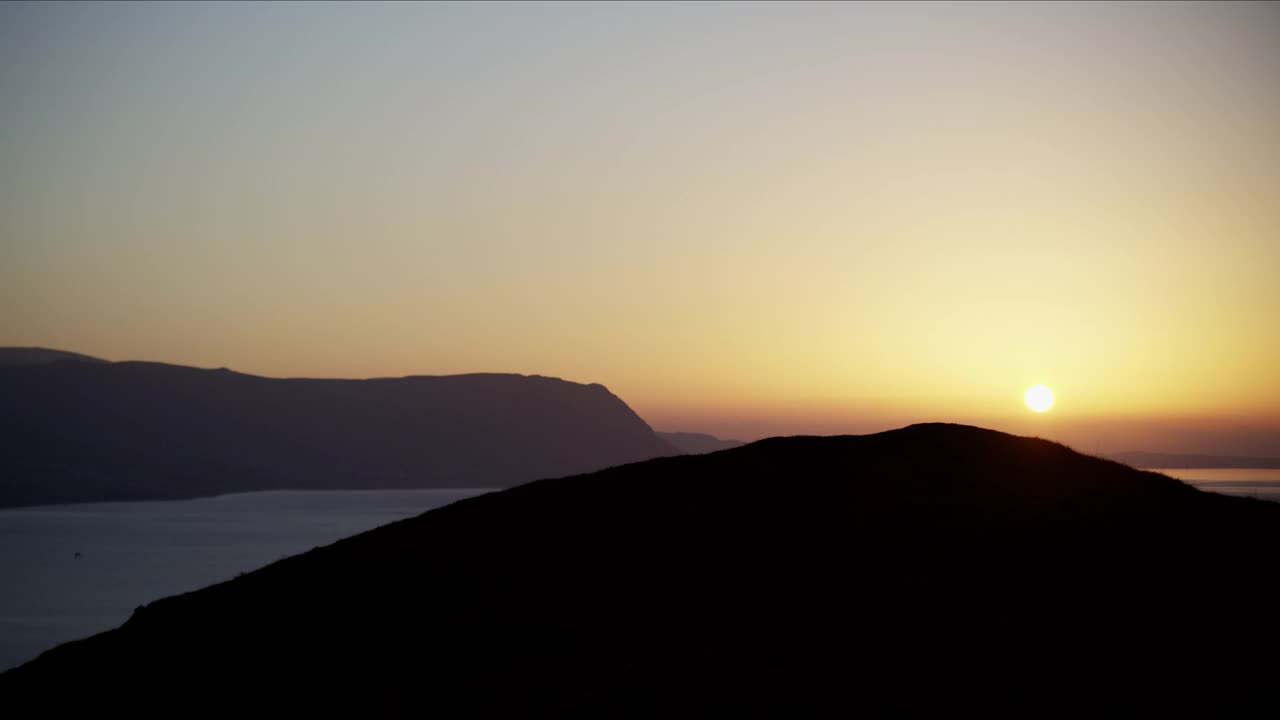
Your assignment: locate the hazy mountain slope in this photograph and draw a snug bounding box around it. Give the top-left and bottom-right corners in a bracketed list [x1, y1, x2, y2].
[0, 347, 108, 368]
[6, 423, 1277, 716]
[655, 430, 743, 454]
[1107, 450, 1280, 468]
[0, 359, 676, 507]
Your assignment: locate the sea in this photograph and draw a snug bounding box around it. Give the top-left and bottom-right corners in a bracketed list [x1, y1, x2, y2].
[0, 489, 492, 672]
[1150, 468, 1280, 503]
[2, 472, 1277, 673]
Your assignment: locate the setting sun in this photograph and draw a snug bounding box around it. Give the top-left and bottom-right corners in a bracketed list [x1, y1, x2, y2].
[1025, 385, 1055, 413]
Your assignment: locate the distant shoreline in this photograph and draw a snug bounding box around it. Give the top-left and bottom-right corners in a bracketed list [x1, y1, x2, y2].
[0, 487, 498, 514]
[1114, 451, 1280, 469]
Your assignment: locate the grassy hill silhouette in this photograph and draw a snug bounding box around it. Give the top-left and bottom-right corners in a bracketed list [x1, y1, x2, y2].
[4, 423, 1277, 716]
[0, 351, 676, 507]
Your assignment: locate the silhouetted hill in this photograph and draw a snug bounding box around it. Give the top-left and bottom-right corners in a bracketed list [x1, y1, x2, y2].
[1107, 450, 1280, 469]
[655, 430, 743, 454]
[5, 424, 1277, 716]
[0, 347, 107, 368]
[0, 358, 676, 507]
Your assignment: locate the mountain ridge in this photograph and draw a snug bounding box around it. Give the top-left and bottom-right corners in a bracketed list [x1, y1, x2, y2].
[1106, 449, 1280, 469]
[0, 347, 108, 368]
[0, 354, 677, 507]
[655, 430, 743, 454]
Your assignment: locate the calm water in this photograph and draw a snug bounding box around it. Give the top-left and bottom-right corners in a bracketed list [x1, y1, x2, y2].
[3, 474, 1277, 673]
[1150, 468, 1280, 503]
[0, 489, 492, 672]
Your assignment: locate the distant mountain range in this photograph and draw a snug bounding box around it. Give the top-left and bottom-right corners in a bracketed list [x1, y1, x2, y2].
[5, 424, 1277, 715]
[1105, 450, 1280, 469]
[0, 348, 679, 507]
[7, 346, 1270, 511]
[655, 431, 743, 454]
[0, 347, 109, 368]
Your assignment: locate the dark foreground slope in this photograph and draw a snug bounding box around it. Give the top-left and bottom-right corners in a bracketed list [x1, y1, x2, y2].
[0, 356, 675, 507]
[5, 424, 1279, 717]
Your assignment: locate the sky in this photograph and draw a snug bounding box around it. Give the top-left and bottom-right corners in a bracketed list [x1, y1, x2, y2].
[3, 2, 1278, 454]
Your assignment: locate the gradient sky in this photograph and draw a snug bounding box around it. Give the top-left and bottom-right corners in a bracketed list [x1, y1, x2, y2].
[3, 2, 1278, 453]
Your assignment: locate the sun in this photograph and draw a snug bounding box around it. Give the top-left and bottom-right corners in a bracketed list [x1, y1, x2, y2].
[1025, 384, 1055, 412]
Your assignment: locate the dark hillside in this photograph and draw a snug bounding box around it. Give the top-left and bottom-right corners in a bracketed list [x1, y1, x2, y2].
[4, 424, 1277, 716]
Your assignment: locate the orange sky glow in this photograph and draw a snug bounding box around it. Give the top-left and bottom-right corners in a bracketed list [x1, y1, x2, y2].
[3, 2, 1278, 454]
